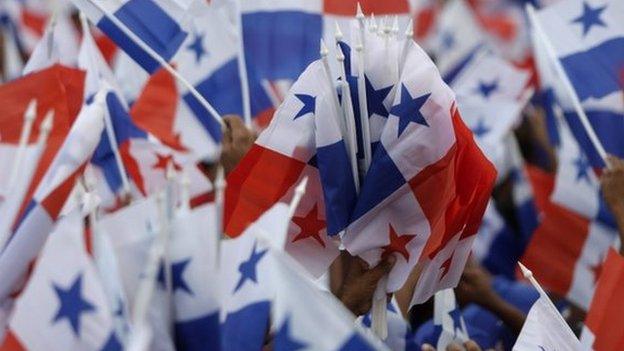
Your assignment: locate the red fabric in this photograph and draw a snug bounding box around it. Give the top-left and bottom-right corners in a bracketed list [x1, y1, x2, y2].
[20, 10, 45, 38]
[0, 331, 26, 351]
[94, 34, 118, 64]
[413, 107, 496, 258]
[323, 0, 409, 16]
[40, 166, 86, 220]
[466, 0, 517, 42]
[0, 65, 85, 228]
[414, 6, 438, 40]
[130, 68, 186, 151]
[224, 144, 306, 236]
[585, 248, 624, 351]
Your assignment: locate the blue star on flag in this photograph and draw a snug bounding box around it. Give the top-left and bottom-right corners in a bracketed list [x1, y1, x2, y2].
[573, 153, 591, 183]
[476, 79, 499, 99]
[448, 307, 463, 336]
[294, 94, 316, 120]
[51, 273, 96, 336]
[157, 258, 194, 295]
[472, 118, 491, 137]
[365, 76, 393, 118]
[572, 2, 608, 36]
[233, 242, 268, 293]
[275, 316, 307, 351]
[187, 32, 207, 63]
[390, 84, 431, 137]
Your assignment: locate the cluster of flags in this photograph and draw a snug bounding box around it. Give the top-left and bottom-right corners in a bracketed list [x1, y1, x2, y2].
[0, 0, 622, 350]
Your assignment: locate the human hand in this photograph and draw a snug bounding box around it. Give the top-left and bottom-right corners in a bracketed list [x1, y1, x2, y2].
[455, 263, 495, 309]
[337, 255, 396, 316]
[220, 115, 256, 174]
[601, 155, 624, 218]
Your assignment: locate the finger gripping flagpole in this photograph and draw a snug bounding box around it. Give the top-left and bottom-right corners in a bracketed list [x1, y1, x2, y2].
[526, 4, 610, 168]
[83, 0, 226, 130]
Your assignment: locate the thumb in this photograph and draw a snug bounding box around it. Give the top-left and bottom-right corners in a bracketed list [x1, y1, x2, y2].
[367, 255, 396, 281]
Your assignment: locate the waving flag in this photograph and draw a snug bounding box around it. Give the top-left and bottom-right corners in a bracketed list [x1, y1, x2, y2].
[452, 51, 531, 181]
[343, 41, 496, 297]
[168, 204, 220, 351]
[521, 162, 617, 310]
[225, 60, 342, 276]
[22, 13, 79, 75]
[414, 289, 468, 350]
[0, 96, 105, 305]
[72, 0, 190, 74]
[360, 300, 418, 351]
[7, 210, 121, 351]
[270, 247, 385, 351]
[581, 248, 624, 351]
[535, 0, 624, 168]
[514, 281, 582, 350]
[219, 204, 290, 351]
[97, 197, 175, 350]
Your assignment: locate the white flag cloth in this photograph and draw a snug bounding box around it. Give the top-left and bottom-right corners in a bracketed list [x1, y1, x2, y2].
[513, 292, 582, 350]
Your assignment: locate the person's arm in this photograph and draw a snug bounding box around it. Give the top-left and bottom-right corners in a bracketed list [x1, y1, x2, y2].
[600, 155, 624, 256]
[456, 263, 526, 335]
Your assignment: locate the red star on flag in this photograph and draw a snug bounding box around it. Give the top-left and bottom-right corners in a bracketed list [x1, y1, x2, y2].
[152, 153, 182, 172]
[292, 205, 326, 247]
[381, 224, 416, 261]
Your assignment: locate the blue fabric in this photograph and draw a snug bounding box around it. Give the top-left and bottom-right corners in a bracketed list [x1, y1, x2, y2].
[560, 37, 624, 102]
[242, 11, 322, 81]
[98, 0, 187, 73]
[220, 301, 270, 351]
[174, 312, 220, 350]
[338, 334, 376, 351]
[100, 333, 123, 351]
[317, 140, 357, 236]
[442, 44, 484, 85]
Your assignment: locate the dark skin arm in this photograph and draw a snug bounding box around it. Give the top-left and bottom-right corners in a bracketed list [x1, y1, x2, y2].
[600, 155, 624, 256]
[456, 261, 526, 335]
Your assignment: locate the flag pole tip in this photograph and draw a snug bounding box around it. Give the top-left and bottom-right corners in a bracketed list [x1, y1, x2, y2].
[334, 21, 344, 42]
[40, 110, 54, 133]
[336, 44, 345, 61]
[295, 176, 308, 195]
[320, 39, 329, 57]
[391, 16, 399, 34]
[356, 3, 364, 19]
[404, 19, 414, 37]
[25, 100, 37, 122]
[518, 262, 533, 279]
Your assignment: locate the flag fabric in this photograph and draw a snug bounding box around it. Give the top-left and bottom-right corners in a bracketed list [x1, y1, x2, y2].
[534, 0, 624, 168]
[219, 203, 290, 351]
[414, 289, 469, 350]
[270, 246, 386, 351]
[0, 10, 25, 82]
[359, 300, 418, 351]
[97, 197, 175, 351]
[513, 284, 582, 350]
[0, 97, 105, 306]
[452, 51, 531, 181]
[8, 210, 121, 351]
[22, 14, 79, 75]
[343, 41, 496, 298]
[551, 119, 615, 228]
[521, 166, 617, 310]
[72, 0, 191, 74]
[581, 248, 624, 351]
[168, 204, 220, 351]
[224, 61, 343, 277]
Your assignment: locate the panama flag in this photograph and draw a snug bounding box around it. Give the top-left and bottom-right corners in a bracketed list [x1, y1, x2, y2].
[219, 203, 290, 351]
[452, 51, 531, 182]
[343, 41, 496, 298]
[535, 0, 624, 168]
[513, 281, 582, 350]
[6, 210, 121, 351]
[71, 0, 190, 74]
[432, 0, 485, 84]
[580, 248, 624, 351]
[270, 248, 386, 351]
[166, 204, 220, 351]
[0, 96, 105, 307]
[225, 60, 345, 276]
[97, 197, 175, 350]
[413, 289, 469, 350]
[551, 118, 616, 228]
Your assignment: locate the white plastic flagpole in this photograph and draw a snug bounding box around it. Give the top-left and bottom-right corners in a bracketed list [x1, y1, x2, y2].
[355, 5, 372, 172]
[287, 176, 309, 219]
[178, 170, 191, 213]
[368, 13, 378, 33]
[214, 165, 226, 239]
[320, 39, 349, 152]
[235, 0, 252, 128]
[336, 44, 361, 192]
[83, 0, 226, 130]
[398, 19, 414, 78]
[0, 111, 53, 251]
[526, 4, 610, 167]
[391, 16, 399, 39]
[7, 100, 37, 190]
[518, 262, 581, 339]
